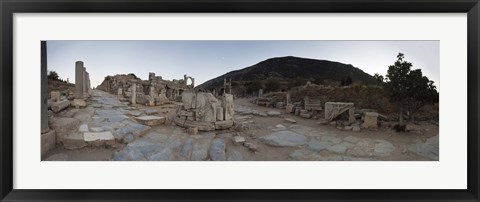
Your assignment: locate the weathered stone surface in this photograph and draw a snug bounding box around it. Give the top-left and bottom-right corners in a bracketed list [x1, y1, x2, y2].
[131, 83, 137, 104]
[308, 139, 331, 151]
[324, 102, 354, 121]
[227, 150, 243, 161]
[174, 116, 215, 131]
[286, 104, 295, 113]
[51, 100, 71, 113]
[343, 135, 360, 143]
[214, 120, 234, 130]
[191, 136, 214, 161]
[352, 125, 361, 132]
[188, 127, 198, 135]
[373, 140, 395, 157]
[327, 143, 348, 154]
[267, 111, 282, 116]
[128, 110, 142, 116]
[216, 106, 224, 121]
[209, 138, 226, 161]
[182, 92, 196, 109]
[114, 122, 150, 141]
[260, 131, 307, 147]
[284, 118, 296, 124]
[407, 135, 439, 160]
[62, 132, 87, 150]
[144, 109, 158, 115]
[135, 116, 166, 126]
[223, 94, 234, 121]
[50, 117, 81, 144]
[79, 124, 89, 132]
[180, 139, 193, 159]
[362, 112, 378, 128]
[73, 99, 87, 109]
[83, 131, 115, 146]
[233, 135, 246, 145]
[41, 130, 56, 158]
[89, 127, 104, 132]
[51, 91, 61, 102]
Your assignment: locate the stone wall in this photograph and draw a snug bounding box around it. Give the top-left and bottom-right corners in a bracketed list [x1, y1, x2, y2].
[97, 72, 193, 105]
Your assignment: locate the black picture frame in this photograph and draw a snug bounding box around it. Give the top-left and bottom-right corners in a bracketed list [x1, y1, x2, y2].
[1, 0, 479, 201]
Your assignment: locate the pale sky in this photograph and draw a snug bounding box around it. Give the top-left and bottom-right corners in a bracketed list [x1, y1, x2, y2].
[46, 40, 440, 90]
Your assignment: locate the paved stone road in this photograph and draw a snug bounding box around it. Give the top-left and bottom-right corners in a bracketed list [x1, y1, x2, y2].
[49, 90, 440, 161]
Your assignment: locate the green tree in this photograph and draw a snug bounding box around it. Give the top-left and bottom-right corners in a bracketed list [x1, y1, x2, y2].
[373, 73, 384, 84]
[47, 71, 59, 80]
[385, 53, 438, 125]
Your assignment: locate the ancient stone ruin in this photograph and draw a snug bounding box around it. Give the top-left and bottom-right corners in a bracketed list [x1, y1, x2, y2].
[97, 72, 194, 106]
[174, 92, 235, 131]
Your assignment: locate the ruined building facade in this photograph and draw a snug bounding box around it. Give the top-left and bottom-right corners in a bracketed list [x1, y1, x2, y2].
[97, 72, 194, 105]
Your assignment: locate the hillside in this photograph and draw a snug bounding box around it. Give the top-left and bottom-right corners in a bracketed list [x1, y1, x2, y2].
[196, 56, 377, 94]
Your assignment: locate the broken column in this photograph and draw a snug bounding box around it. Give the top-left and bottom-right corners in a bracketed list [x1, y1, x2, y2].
[75, 61, 84, 99]
[286, 93, 291, 105]
[258, 89, 263, 97]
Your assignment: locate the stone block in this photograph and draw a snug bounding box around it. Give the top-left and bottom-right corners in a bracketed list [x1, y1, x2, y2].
[144, 109, 158, 115]
[361, 112, 378, 128]
[233, 135, 246, 145]
[286, 104, 295, 113]
[41, 130, 56, 159]
[188, 127, 198, 135]
[83, 131, 115, 146]
[135, 116, 166, 126]
[214, 120, 234, 130]
[62, 132, 87, 150]
[51, 91, 60, 102]
[73, 99, 86, 109]
[51, 100, 71, 113]
[284, 118, 297, 124]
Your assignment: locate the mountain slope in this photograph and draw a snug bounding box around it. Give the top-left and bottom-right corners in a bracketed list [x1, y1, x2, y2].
[196, 56, 377, 91]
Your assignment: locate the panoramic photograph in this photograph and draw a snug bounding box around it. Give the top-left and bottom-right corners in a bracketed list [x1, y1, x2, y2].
[40, 40, 439, 161]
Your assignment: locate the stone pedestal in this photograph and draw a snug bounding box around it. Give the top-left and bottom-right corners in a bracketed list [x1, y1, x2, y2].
[75, 61, 84, 99]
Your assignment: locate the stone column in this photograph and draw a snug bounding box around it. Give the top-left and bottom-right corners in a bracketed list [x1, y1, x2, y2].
[75, 61, 84, 99]
[41, 41, 49, 133]
[286, 93, 291, 105]
[83, 67, 87, 97]
[258, 89, 263, 97]
[131, 83, 136, 104]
